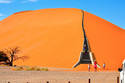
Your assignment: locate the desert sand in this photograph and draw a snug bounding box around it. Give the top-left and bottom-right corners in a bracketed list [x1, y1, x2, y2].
[0, 66, 119, 83]
[0, 8, 125, 71]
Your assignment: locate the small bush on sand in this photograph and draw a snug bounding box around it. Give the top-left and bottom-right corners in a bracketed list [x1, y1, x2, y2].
[40, 68, 48, 71]
[25, 67, 48, 71]
[26, 67, 36, 71]
[12, 67, 24, 71]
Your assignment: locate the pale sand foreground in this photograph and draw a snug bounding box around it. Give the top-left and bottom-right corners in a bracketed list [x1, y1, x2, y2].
[0, 66, 119, 83]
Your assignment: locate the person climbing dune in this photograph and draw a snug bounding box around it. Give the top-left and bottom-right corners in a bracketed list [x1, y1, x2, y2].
[94, 61, 97, 72]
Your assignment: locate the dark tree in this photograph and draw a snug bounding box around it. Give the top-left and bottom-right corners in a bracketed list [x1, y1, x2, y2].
[0, 51, 10, 65]
[0, 47, 29, 66]
[5, 47, 20, 66]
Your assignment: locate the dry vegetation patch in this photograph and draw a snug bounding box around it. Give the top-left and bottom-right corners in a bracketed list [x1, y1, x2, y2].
[11, 66, 48, 71]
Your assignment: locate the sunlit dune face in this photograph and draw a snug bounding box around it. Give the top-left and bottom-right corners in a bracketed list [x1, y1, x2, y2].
[0, 8, 124, 71]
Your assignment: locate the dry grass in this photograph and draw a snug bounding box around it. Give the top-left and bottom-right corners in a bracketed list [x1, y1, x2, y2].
[0, 64, 9, 66]
[11, 66, 48, 71]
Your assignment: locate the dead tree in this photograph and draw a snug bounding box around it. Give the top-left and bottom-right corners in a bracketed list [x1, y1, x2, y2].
[0, 47, 29, 66]
[0, 51, 10, 65]
[6, 47, 20, 66]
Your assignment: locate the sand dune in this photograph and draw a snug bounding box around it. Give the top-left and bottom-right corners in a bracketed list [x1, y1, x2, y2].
[0, 8, 124, 71]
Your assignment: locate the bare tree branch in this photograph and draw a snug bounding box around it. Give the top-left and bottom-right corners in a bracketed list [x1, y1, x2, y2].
[0, 47, 29, 66]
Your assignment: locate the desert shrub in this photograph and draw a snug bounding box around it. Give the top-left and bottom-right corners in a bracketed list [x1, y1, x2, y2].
[11, 66, 49, 71]
[35, 67, 41, 71]
[12, 67, 24, 71]
[0, 64, 9, 66]
[40, 68, 48, 71]
[26, 67, 36, 71]
[25, 67, 48, 71]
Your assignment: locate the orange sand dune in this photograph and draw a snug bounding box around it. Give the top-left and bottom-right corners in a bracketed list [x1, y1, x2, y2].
[0, 8, 125, 71]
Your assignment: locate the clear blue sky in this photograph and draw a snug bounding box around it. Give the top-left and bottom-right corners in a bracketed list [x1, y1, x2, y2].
[0, 0, 125, 29]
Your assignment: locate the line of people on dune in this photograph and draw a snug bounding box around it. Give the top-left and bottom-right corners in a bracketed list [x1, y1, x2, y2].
[88, 61, 106, 71]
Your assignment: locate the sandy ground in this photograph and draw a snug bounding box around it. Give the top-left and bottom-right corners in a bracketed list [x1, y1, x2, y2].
[0, 66, 120, 83]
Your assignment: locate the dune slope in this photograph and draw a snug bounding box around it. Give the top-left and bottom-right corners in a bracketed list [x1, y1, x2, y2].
[0, 8, 124, 71]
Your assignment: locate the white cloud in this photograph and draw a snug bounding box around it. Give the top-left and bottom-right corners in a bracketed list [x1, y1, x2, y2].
[0, 13, 4, 17]
[0, 0, 12, 3]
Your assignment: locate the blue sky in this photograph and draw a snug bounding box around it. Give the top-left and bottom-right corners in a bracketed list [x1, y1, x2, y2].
[0, 0, 125, 29]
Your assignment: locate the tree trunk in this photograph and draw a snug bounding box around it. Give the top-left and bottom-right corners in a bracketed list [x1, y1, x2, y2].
[10, 54, 14, 66]
[9, 62, 12, 66]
